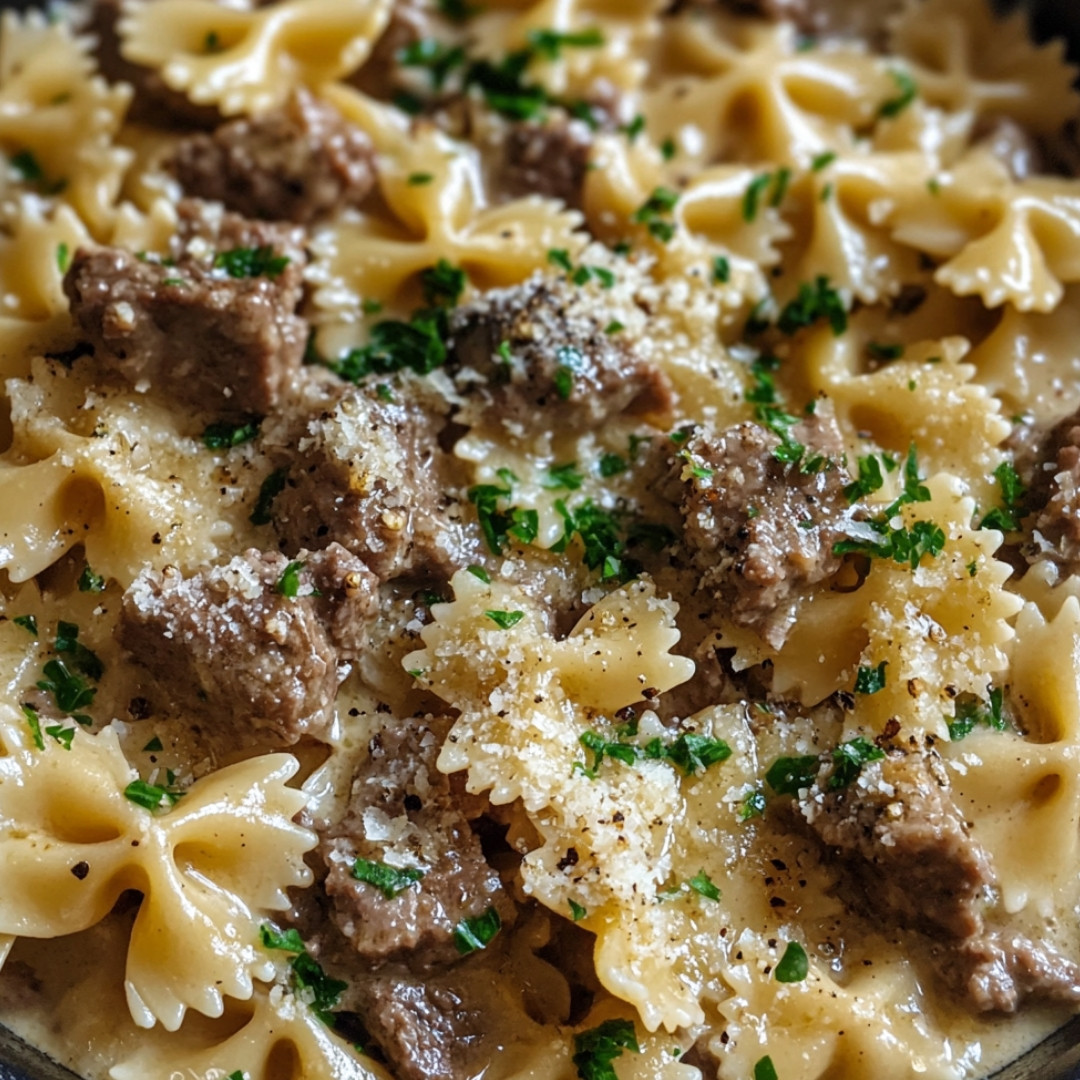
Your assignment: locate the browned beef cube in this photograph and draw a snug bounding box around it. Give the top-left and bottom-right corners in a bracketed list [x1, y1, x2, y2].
[119, 545, 377, 748]
[448, 276, 673, 439]
[320, 716, 511, 973]
[170, 89, 377, 224]
[501, 117, 594, 209]
[677, 408, 850, 648]
[64, 203, 308, 419]
[800, 748, 995, 940]
[271, 385, 473, 581]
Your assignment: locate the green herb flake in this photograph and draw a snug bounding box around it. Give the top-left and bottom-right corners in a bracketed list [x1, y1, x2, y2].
[213, 246, 290, 279]
[37, 658, 95, 716]
[202, 417, 261, 450]
[437, 0, 479, 21]
[259, 924, 306, 953]
[290, 951, 348, 1024]
[454, 906, 502, 954]
[46, 724, 75, 750]
[124, 778, 183, 812]
[527, 26, 604, 61]
[742, 172, 773, 222]
[647, 732, 732, 776]
[56, 242, 70, 273]
[948, 686, 1008, 741]
[775, 940, 809, 982]
[573, 1018, 640, 1080]
[485, 609, 525, 629]
[598, 452, 627, 477]
[276, 560, 306, 599]
[777, 275, 848, 337]
[604, 320, 625, 335]
[622, 114, 645, 142]
[143, 735, 164, 752]
[660, 136, 676, 161]
[407, 172, 434, 186]
[352, 857, 426, 899]
[77, 565, 105, 593]
[828, 736, 886, 791]
[55, 621, 103, 681]
[250, 467, 288, 526]
[867, 341, 904, 361]
[397, 38, 466, 87]
[712, 255, 731, 284]
[738, 788, 767, 821]
[548, 248, 574, 272]
[811, 150, 837, 172]
[13, 614, 37, 636]
[466, 564, 491, 583]
[632, 186, 679, 243]
[766, 754, 819, 796]
[879, 68, 919, 119]
[770, 166, 792, 208]
[421, 258, 467, 308]
[979, 461, 1027, 533]
[569, 899, 587, 921]
[688, 869, 721, 902]
[22, 703, 44, 750]
[554, 364, 576, 399]
[754, 1055, 780, 1080]
[544, 462, 584, 490]
[854, 661, 887, 695]
[843, 455, 885, 503]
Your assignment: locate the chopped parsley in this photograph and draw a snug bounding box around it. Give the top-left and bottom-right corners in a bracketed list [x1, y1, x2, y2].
[754, 1055, 779, 1080]
[454, 906, 502, 954]
[330, 308, 449, 382]
[745, 355, 809, 466]
[569, 899, 587, 921]
[46, 724, 75, 751]
[420, 258, 467, 308]
[648, 732, 732, 776]
[622, 114, 645, 142]
[572, 264, 616, 288]
[143, 735, 164, 752]
[259, 925, 346, 1024]
[468, 476, 538, 554]
[660, 136, 677, 160]
[485, 609, 525, 629]
[466, 564, 491, 583]
[979, 461, 1027, 533]
[575, 730, 642, 778]
[12, 614, 37, 636]
[742, 172, 773, 222]
[853, 661, 887, 695]
[712, 255, 730, 284]
[738, 788, 767, 821]
[775, 940, 809, 982]
[598, 452, 627, 477]
[688, 870, 721, 901]
[948, 687, 1008, 741]
[527, 27, 604, 60]
[548, 248, 574, 272]
[249, 467, 288, 526]
[352, 857, 426, 899]
[276, 560, 306, 599]
[55, 621, 103, 681]
[843, 455, 886, 502]
[545, 462, 585, 490]
[213, 246, 290, 279]
[437, 0, 478, 20]
[124, 778, 184, 812]
[867, 341, 904, 361]
[553, 499, 624, 579]
[77, 565, 105, 593]
[37, 659, 95, 720]
[10, 149, 66, 194]
[777, 275, 848, 337]
[632, 186, 679, 243]
[829, 736, 885, 789]
[202, 418, 261, 449]
[811, 150, 837, 171]
[398, 39, 466, 88]
[765, 754, 819, 796]
[22, 703, 43, 750]
[56, 242, 70, 273]
[879, 68, 919, 119]
[573, 1018, 640, 1080]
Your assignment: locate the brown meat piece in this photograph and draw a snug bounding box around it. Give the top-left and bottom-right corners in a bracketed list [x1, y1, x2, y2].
[944, 932, 1080, 1014]
[320, 716, 511, 973]
[677, 407, 851, 648]
[501, 117, 594, 209]
[270, 383, 473, 580]
[85, 0, 220, 129]
[350, 0, 427, 102]
[119, 545, 377, 749]
[447, 276, 673, 439]
[354, 975, 487, 1080]
[170, 89, 377, 224]
[799, 748, 995, 940]
[64, 201, 307, 419]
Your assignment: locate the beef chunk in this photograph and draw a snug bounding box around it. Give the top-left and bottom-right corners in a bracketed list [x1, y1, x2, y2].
[943, 932, 1080, 1014]
[85, 0, 220, 129]
[64, 201, 307, 419]
[119, 545, 377, 748]
[447, 276, 673, 439]
[350, 0, 427, 102]
[677, 407, 851, 648]
[501, 116, 594, 209]
[170, 89, 377, 224]
[354, 975, 487, 1080]
[800, 748, 995, 940]
[320, 716, 510, 974]
[271, 384, 474, 580]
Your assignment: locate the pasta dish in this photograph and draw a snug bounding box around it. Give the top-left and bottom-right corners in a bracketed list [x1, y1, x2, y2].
[2, 0, 1080, 1078]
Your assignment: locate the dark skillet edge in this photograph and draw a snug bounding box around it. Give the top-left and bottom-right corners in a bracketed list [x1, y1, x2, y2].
[0, 0, 1079, 1079]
